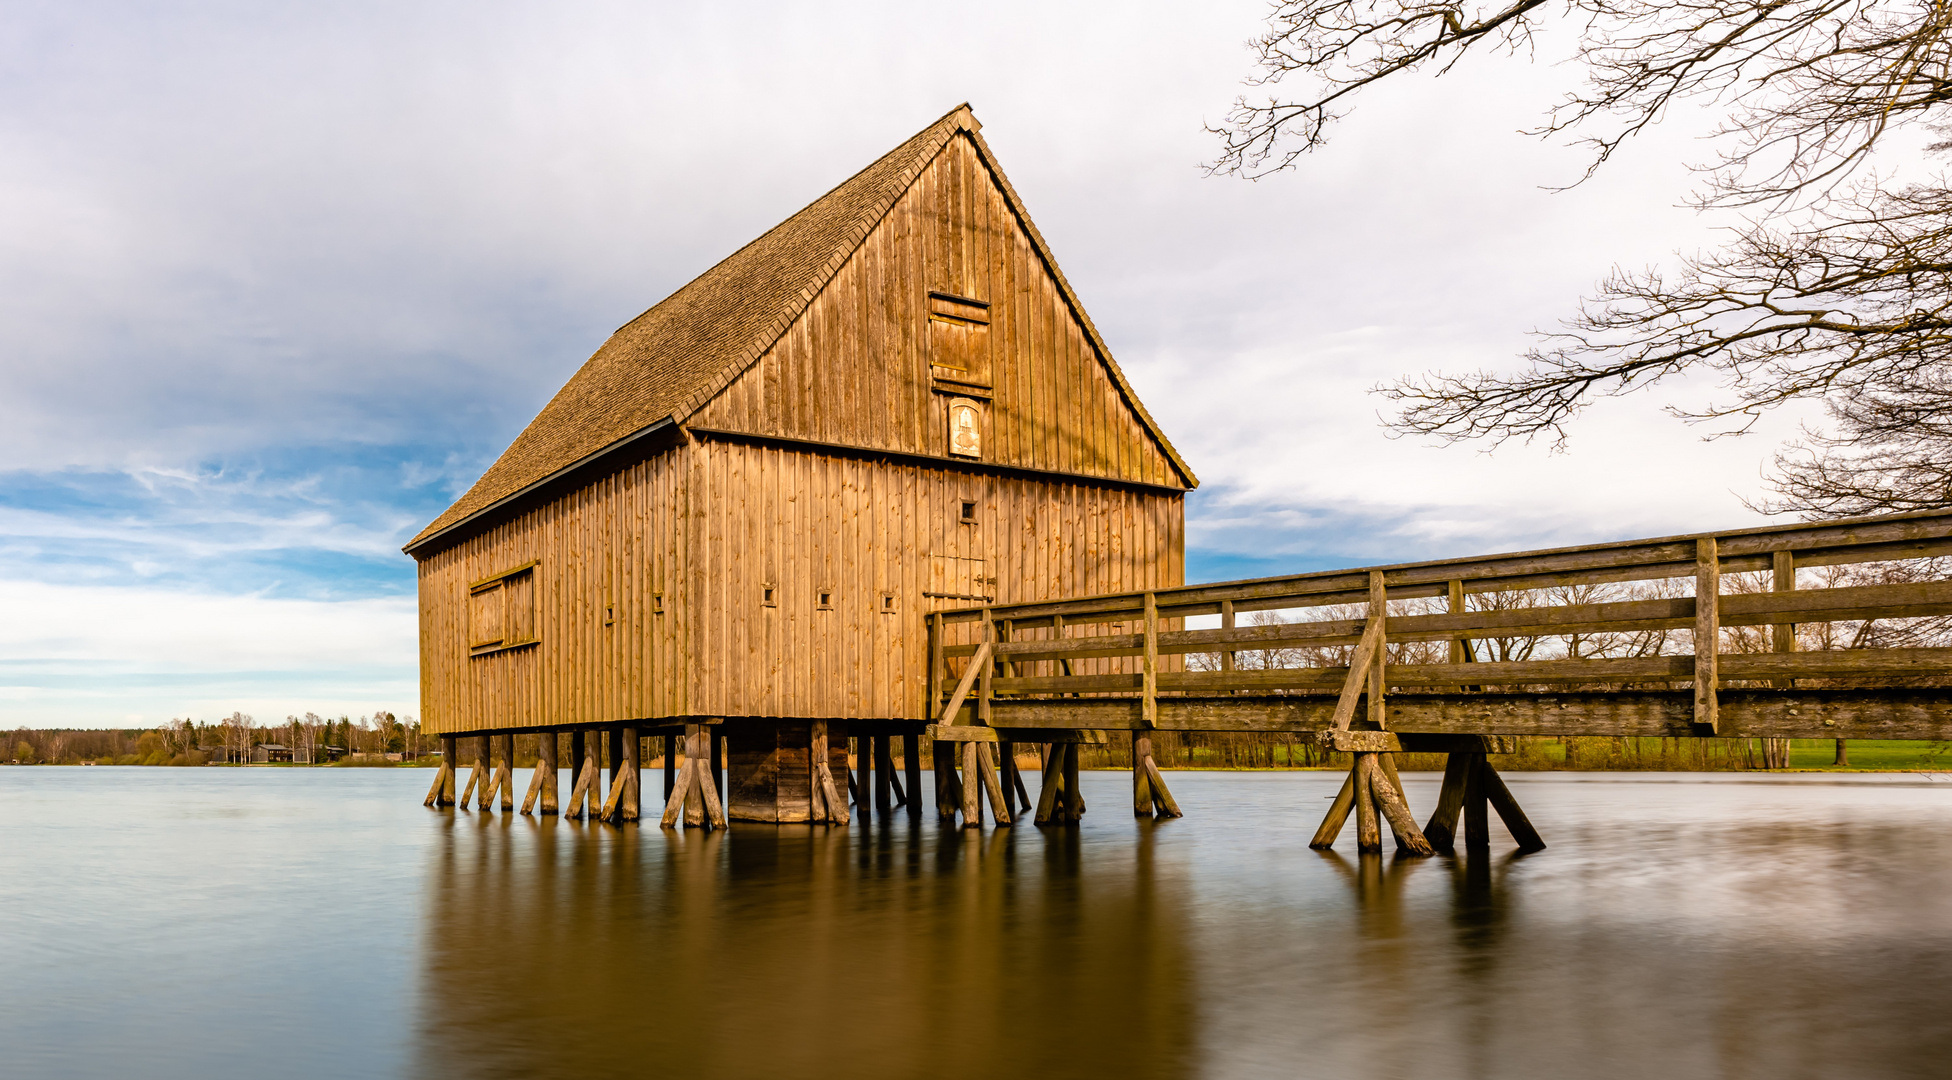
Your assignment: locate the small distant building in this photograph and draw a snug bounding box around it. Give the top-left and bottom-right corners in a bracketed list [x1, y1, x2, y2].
[250, 743, 294, 764]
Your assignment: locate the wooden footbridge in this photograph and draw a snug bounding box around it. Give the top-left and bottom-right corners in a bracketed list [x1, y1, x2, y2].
[408, 109, 1952, 855]
[922, 509, 1952, 854]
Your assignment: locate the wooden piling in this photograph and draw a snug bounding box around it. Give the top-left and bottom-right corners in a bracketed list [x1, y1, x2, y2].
[496, 734, 515, 812]
[663, 733, 676, 802]
[934, 739, 960, 821]
[425, 735, 457, 807]
[874, 734, 894, 816]
[1309, 768, 1357, 849]
[539, 731, 558, 815]
[999, 740, 1018, 817]
[856, 736, 873, 824]
[1423, 753, 1471, 854]
[1462, 753, 1489, 852]
[960, 741, 982, 828]
[1371, 755, 1434, 856]
[620, 727, 640, 822]
[1034, 744, 1065, 825]
[1478, 760, 1544, 853]
[1133, 732, 1153, 816]
[1354, 755, 1382, 853]
[903, 732, 923, 819]
[1062, 743, 1084, 823]
[568, 730, 587, 820]
[976, 742, 1012, 826]
[475, 735, 495, 811]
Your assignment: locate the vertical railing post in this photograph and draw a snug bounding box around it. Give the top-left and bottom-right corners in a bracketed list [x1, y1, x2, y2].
[1446, 580, 1468, 665]
[1771, 550, 1797, 682]
[978, 608, 994, 727]
[1769, 549, 1797, 769]
[1142, 591, 1159, 729]
[1367, 571, 1388, 730]
[1219, 598, 1236, 674]
[1695, 537, 1720, 733]
[927, 612, 943, 719]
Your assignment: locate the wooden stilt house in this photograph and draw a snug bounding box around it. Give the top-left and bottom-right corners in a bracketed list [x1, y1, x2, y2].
[405, 104, 1196, 823]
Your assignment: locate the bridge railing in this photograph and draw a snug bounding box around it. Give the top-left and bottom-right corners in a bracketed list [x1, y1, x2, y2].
[926, 509, 1952, 734]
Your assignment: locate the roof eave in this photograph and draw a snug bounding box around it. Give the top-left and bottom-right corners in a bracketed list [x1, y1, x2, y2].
[402, 415, 677, 559]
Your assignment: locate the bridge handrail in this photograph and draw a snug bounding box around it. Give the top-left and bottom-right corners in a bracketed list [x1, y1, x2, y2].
[936, 509, 1952, 628]
[925, 510, 1952, 736]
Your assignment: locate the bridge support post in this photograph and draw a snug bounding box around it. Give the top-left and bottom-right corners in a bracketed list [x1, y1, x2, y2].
[1131, 733, 1182, 819]
[1311, 751, 1432, 856]
[935, 740, 961, 822]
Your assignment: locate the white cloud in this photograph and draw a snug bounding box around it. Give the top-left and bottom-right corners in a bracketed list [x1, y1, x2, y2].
[0, 581, 416, 727]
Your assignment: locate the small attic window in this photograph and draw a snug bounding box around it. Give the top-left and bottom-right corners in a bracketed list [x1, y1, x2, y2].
[960, 500, 978, 523]
[762, 583, 777, 608]
[928, 292, 990, 326]
[652, 592, 665, 615]
[880, 593, 898, 614]
[817, 589, 834, 610]
[930, 292, 991, 388]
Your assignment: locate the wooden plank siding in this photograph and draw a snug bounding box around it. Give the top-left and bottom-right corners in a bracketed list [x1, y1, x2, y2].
[419, 438, 1182, 735]
[686, 133, 1182, 491]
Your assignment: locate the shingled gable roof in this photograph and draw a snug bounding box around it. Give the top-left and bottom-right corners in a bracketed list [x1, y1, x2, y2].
[407, 104, 1196, 555]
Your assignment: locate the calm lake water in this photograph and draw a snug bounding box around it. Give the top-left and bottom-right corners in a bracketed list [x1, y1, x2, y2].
[3, 767, 1950, 1080]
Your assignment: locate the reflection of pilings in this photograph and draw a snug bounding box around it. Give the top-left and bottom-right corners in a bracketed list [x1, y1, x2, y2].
[415, 805, 1198, 1076]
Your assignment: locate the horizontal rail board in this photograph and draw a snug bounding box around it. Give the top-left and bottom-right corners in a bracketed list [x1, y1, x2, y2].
[941, 510, 1952, 626]
[983, 688, 1952, 739]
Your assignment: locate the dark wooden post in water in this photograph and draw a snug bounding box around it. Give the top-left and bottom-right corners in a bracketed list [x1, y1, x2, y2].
[903, 732, 923, 820]
[711, 732, 725, 807]
[874, 735, 894, 817]
[606, 728, 624, 803]
[855, 736, 872, 823]
[1000, 740, 1017, 817]
[663, 733, 677, 802]
[474, 735, 495, 811]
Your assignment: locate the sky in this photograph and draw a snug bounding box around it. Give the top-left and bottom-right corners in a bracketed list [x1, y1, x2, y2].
[0, 1, 1825, 728]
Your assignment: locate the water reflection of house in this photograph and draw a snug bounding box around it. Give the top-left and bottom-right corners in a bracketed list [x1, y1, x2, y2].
[249, 744, 294, 764]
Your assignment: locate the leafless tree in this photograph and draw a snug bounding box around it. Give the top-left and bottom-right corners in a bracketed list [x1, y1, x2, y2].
[1213, 0, 1952, 511]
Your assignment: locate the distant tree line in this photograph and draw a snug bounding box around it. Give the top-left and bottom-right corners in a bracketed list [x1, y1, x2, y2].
[6, 708, 426, 766]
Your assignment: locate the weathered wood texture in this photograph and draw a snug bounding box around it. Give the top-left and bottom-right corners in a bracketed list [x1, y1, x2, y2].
[985, 689, 1952, 739]
[414, 116, 1189, 742]
[688, 132, 1187, 489]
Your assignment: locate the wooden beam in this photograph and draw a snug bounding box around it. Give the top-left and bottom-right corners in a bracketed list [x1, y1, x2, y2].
[1478, 762, 1545, 853]
[1696, 537, 1720, 733]
[1309, 767, 1357, 849]
[1367, 571, 1387, 730]
[1422, 753, 1471, 854]
[1141, 755, 1181, 818]
[1329, 616, 1385, 731]
[539, 731, 558, 815]
[935, 641, 992, 725]
[987, 688, 1952, 740]
[904, 732, 924, 820]
[1142, 591, 1159, 729]
[1353, 755, 1381, 853]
